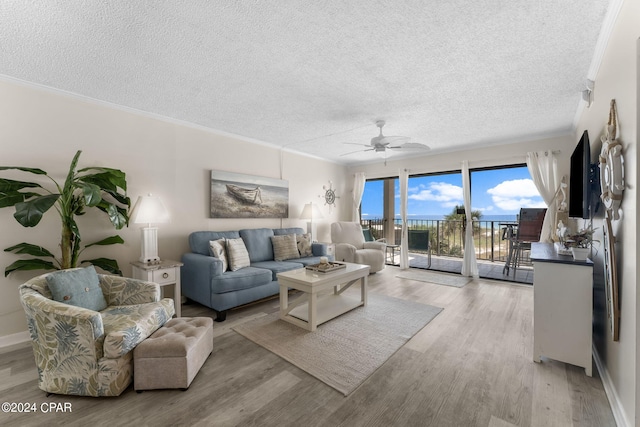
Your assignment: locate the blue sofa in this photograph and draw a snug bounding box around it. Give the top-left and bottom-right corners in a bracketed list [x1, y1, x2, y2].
[181, 227, 332, 321]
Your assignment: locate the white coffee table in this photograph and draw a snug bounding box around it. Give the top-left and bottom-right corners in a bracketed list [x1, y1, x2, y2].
[277, 262, 370, 331]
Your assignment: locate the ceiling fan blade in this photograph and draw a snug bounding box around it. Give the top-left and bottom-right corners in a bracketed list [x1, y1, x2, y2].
[340, 148, 375, 157]
[380, 136, 411, 144]
[343, 142, 371, 147]
[388, 142, 430, 150]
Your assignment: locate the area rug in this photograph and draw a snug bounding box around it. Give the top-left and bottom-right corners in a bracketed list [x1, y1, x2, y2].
[396, 269, 471, 288]
[233, 294, 442, 396]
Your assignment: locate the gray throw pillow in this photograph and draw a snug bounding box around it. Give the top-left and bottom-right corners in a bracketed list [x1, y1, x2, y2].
[226, 238, 251, 271]
[46, 266, 107, 311]
[271, 234, 300, 261]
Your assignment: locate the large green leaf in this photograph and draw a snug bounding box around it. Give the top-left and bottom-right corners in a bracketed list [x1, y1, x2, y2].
[5, 259, 58, 277]
[77, 182, 102, 207]
[78, 167, 127, 191]
[0, 191, 41, 208]
[82, 258, 122, 276]
[84, 235, 124, 248]
[102, 189, 131, 207]
[4, 243, 56, 258]
[13, 194, 59, 227]
[63, 150, 82, 196]
[0, 166, 47, 175]
[0, 178, 42, 191]
[97, 202, 127, 229]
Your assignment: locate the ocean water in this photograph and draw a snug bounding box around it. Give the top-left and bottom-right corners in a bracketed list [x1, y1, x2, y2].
[362, 214, 518, 222]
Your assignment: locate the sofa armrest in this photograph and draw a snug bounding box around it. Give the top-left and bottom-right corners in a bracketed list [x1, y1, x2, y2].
[311, 242, 329, 256]
[363, 241, 386, 252]
[181, 253, 223, 306]
[334, 243, 357, 262]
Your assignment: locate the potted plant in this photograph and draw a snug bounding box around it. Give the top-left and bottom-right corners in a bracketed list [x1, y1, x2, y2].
[564, 227, 595, 261]
[0, 150, 130, 276]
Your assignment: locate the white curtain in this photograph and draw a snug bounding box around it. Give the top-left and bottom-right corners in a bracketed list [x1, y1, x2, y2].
[461, 161, 479, 278]
[352, 172, 366, 222]
[526, 151, 559, 242]
[399, 169, 410, 269]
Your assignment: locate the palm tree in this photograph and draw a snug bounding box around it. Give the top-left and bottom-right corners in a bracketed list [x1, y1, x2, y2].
[440, 205, 483, 253]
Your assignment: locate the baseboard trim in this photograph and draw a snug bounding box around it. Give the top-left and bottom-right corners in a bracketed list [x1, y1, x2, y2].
[0, 331, 31, 354]
[593, 344, 630, 427]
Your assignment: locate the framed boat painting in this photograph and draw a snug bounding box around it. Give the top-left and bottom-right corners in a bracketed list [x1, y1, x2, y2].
[210, 170, 289, 218]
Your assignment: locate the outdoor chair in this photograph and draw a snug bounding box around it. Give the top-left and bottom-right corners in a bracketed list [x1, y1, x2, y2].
[362, 228, 386, 243]
[408, 229, 431, 268]
[503, 208, 547, 276]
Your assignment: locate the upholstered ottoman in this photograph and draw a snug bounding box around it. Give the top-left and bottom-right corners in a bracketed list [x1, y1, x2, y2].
[134, 317, 213, 391]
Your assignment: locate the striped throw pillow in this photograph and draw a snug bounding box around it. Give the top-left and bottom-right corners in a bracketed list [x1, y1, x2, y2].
[271, 234, 300, 261]
[226, 238, 251, 271]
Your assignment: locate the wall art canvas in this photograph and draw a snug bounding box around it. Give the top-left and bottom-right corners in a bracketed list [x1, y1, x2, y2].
[210, 170, 289, 218]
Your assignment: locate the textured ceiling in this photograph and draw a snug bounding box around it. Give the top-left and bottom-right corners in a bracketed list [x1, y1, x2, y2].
[0, 1, 613, 165]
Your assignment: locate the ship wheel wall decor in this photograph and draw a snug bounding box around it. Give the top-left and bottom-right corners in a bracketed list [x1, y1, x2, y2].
[320, 181, 339, 213]
[599, 99, 624, 220]
[597, 99, 623, 342]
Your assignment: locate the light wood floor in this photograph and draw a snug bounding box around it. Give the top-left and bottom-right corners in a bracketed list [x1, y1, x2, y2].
[1, 267, 616, 427]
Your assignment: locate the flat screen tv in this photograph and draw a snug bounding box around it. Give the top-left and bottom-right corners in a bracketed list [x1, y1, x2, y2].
[569, 130, 591, 219]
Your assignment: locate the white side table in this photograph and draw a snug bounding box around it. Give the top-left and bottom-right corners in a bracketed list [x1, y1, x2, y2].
[131, 259, 183, 318]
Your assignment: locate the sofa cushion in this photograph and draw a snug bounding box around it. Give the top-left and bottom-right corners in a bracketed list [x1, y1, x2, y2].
[273, 227, 306, 236]
[100, 299, 175, 359]
[46, 266, 108, 312]
[240, 228, 275, 262]
[210, 267, 273, 293]
[251, 260, 304, 281]
[226, 238, 251, 271]
[189, 231, 240, 256]
[208, 239, 228, 272]
[271, 234, 300, 261]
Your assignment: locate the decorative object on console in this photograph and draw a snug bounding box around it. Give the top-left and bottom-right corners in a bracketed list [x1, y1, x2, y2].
[210, 170, 289, 218]
[131, 193, 170, 264]
[599, 99, 624, 221]
[300, 201, 323, 241]
[0, 150, 129, 276]
[555, 222, 596, 261]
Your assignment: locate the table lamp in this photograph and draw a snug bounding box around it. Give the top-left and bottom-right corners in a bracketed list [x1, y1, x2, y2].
[131, 193, 170, 263]
[300, 202, 323, 241]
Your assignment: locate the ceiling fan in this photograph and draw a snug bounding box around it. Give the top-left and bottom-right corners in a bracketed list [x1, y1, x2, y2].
[341, 120, 430, 164]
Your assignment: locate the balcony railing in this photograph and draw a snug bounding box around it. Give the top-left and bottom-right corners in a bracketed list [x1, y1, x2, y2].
[360, 218, 519, 264]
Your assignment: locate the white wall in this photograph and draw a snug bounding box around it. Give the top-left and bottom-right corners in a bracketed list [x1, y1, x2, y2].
[575, 0, 639, 425]
[0, 78, 349, 340]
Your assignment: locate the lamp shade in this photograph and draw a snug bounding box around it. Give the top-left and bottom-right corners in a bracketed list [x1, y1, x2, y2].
[131, 194, 170, 225]
[299, 202, 323, 220]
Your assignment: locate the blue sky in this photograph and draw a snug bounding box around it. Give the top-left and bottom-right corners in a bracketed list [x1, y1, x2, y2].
[361, 166, 545, 218]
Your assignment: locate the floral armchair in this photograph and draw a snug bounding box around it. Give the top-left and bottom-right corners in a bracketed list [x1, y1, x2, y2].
[19, 270, 175, 397]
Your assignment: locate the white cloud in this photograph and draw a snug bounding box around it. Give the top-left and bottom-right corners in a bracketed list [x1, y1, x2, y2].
[408, 182, 463, 203]
[487, 179, 545, 210]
